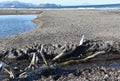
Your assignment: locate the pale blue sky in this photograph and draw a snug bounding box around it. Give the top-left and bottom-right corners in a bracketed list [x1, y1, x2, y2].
[1, 0, 120, 5]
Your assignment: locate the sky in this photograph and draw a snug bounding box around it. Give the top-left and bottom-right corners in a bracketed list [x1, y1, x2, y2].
[0, 0, 120, 5]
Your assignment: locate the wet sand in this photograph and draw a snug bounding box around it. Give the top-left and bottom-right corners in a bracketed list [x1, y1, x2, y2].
[0, 9, 42, 15]
[0, 9, 120, 81]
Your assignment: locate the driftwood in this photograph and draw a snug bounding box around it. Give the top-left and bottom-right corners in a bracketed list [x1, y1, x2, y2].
[39, 44, 48, 66]
[0, 36, 120, 80]
[58, 51, 106, 66]
[52, 35, 85, 62]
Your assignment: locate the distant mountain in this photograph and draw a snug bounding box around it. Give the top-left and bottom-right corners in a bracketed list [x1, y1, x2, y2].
[0, 1, 120, 8]
[0, 1, 61, 8]
[0, 1, 36, 8]
[38, 3, 61, 8]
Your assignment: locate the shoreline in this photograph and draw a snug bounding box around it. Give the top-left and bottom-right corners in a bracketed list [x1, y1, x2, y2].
[0, 9, 43, 15]
[0, 10, 43, 49]
[0, 9, 120, 49]
[0, 9, 120, 81]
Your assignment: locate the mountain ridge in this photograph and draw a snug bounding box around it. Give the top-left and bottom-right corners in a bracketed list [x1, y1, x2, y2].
[0, 1, 120, 8]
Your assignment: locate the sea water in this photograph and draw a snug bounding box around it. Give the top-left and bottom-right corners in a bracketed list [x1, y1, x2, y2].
[0, 14, 37, 37]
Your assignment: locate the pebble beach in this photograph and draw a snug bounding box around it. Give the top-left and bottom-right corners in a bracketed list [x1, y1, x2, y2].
[0, 9, 120, 81]
[0, 9, 120, 49]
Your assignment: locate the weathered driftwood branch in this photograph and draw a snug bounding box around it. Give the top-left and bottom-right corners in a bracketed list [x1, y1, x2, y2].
[52, 35, 85, 62]
[14, 65, 75, 81]
[52, 45, 77, 61]
[27, 53, 38, 70]
[0, 61, 15, 79]
[79, 35, 85, 46]
[0, 35, 120, 80]
[58, 51, 106, 66]
[40, 44, 48, 66]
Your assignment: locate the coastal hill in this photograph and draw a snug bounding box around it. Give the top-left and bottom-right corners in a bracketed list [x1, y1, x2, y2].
[0, 1, 36, 8]
[0, 1, 60, 8]
[0, 1, 120, 8]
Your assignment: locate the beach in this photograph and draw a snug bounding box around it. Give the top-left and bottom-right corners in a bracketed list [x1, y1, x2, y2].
[0, 9, 120, 49]
[0, 9, 120, 80]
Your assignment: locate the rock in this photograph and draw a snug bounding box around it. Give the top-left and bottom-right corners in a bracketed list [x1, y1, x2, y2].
[68, 73, 75, 78]
[13, 67, 19, 70]
[74, 70, 81, 76]
[104, 74, 109, 80]
[100, 67, 107, 74]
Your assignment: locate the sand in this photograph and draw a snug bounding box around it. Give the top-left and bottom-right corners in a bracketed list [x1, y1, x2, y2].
[0, 10, 120, 48]
[0, 9, 120, 80]
[0, 9, 120, 49]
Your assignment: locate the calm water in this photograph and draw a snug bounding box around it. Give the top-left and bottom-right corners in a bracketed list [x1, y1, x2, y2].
[0, 15, 37, 37]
